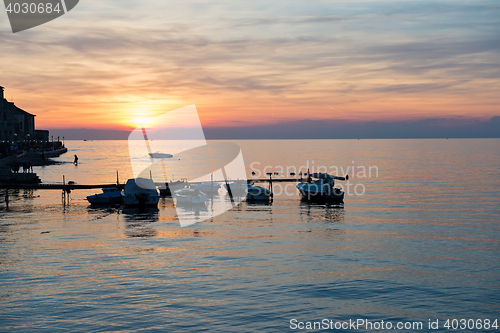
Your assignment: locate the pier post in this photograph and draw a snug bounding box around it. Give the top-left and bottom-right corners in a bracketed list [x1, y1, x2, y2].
[221, 167, 234, 205]
[269, 174, 274, 201]
[4, 189, 9, 208]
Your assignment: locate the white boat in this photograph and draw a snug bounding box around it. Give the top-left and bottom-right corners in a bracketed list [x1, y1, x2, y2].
[86, 187, 122, 205]
[191, 181, 221, 194]
[174, 188, 208, 205]
[122, 178, 160, 206]
[246, 185, 271, 201]
[296, 173, 348, 203]
[148, 152, 173, 159]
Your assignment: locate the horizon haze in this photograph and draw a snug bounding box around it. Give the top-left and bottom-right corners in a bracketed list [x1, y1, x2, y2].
[48, 116, 500, 140]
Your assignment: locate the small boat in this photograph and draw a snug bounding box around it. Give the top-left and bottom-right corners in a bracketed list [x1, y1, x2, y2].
[191, 181, 221, 194]
[122, 178, 160, 206]
[148, 152, 173, 159]
[296, 172, 348, 203]
[224, 180, 253, 194]
[246, 185, 271, 201]
[86, 187, 123, 205]
[158, 180, 187, 197]
[173, 188, 208, 205]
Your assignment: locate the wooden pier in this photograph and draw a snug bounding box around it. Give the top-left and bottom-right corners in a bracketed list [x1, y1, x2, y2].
[0, 183, 125, 191]
[0, 178, 310, 191]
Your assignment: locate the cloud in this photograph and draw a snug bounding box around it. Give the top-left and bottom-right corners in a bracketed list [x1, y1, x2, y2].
[0, 0, 498, 129]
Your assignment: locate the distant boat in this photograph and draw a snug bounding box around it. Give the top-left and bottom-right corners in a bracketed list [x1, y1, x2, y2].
[174, 188, 208, 205]
[148, 152, 173, 159]
[246, 185, 271, 201]
[87, 187, 122, 205]
[122, 178, 160, 206]
[297, 172, 348, 203]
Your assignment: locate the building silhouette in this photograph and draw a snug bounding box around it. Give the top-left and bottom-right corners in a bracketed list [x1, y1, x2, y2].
[0, 86, 49, 141]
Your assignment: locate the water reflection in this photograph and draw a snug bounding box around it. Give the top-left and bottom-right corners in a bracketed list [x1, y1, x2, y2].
[121, 207, 159, 238]
[246, 200, 272, 207]
[299, 201, 345, 223]
[87, 206, 119, 221]
[0, 189, 37, 213]
[175, 203, 208, 225]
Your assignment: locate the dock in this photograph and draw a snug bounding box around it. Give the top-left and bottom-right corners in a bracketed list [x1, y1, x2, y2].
[0, 177, 311, 191]
[0, 183, 124, 190]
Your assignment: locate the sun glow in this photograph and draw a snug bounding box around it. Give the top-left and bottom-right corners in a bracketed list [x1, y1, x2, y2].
[132, 117, 153, 128]
[121, 106, 157, 129]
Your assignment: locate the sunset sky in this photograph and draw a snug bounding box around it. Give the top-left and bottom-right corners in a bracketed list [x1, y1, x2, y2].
[1, 0, 499, 131]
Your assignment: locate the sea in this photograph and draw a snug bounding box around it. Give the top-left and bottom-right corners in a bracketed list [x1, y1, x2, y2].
[1, 139, 499, 332]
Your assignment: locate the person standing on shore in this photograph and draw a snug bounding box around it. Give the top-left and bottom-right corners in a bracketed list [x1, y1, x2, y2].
[74, 154, 79, 165]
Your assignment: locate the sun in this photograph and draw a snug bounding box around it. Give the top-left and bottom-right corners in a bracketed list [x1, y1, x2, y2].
[132, 117, 153, 128]
[120, 108, 155, 129]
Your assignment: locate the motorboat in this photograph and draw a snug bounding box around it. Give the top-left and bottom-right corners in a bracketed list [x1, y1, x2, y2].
[191, 181, 221, 194]
[86, 187, 123, 205]
[173, 188, 208, 205]
[246, 185, 271, 201]
[122, 178, 160, 206]
[148, 152, 173, 159]
[296, 172, 348, 203]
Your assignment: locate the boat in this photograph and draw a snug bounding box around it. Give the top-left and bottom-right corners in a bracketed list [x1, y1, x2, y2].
[86, 187, 123, 205]
[148, 152, 173, 159]
[224, 180, 253, 194]
[158, 180, 187, 197]
[191, 181, 221, 194]
[246, 185, 271, 201]
[38, 147, 68, 158]
[296, 172, 348, 203]
[173, 188, 208, 205]
[122, 178, 160, 206]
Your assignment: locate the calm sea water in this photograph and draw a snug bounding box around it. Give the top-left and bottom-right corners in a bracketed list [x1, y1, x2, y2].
[1, 139, 499, 332]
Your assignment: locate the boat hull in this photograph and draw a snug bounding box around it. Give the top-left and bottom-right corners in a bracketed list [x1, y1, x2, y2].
[39, 147, 68, 158]
[246, 193, 270, 201]
[297, 183, 344, 203]
[122, 178, 160, 207]
[246, 186, 271, 201]
[122, 194, 160, 206]
[298, 190, 344, 203]
[87, 191, 122, 205]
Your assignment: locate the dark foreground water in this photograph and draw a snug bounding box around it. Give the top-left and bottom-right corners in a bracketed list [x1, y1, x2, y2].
[1, 139, 499, 332]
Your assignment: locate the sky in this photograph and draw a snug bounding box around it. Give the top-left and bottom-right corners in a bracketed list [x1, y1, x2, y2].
[1, 0, 499, 135]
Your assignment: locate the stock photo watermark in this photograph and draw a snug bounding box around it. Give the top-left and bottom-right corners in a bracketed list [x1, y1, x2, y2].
[126, 106, 379, 227]
[250, 160, 378, 197]
[3, 0, 79, 33]
[127, 105, 247, 227]
[289, 318, 499, 330]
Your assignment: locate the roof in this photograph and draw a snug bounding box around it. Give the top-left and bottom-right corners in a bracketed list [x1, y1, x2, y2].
[3, 101, 36, 117]
[13, 105, 35, 117]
